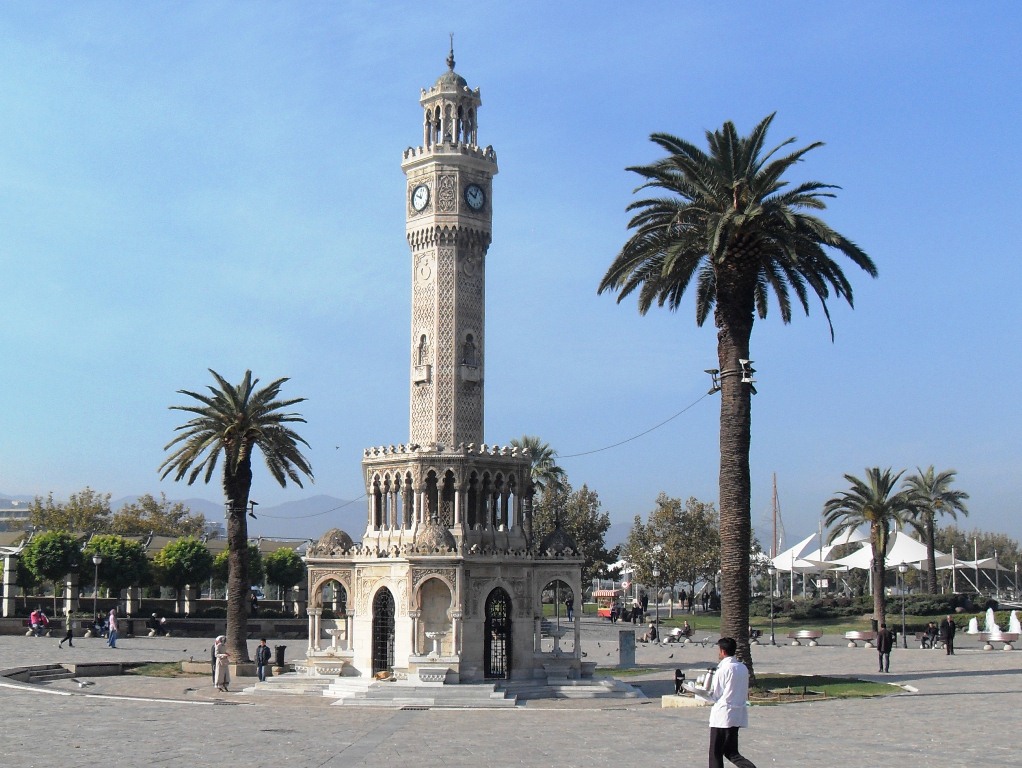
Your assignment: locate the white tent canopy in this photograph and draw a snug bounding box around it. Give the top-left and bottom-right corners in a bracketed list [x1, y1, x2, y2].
[827, 531, 940, 572]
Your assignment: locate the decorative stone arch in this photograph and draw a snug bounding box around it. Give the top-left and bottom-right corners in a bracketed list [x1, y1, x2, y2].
[307, 569, 353, 611]
[415, 575, 455, 657]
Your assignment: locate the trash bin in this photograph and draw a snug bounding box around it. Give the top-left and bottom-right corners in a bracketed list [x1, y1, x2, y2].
[870, 618, 879, 633]
[274, 645, 286, 667]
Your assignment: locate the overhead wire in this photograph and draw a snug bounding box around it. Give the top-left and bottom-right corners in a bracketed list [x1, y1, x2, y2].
[255, 389, 712, 520]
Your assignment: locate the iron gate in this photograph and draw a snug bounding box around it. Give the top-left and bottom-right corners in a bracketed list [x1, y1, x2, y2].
[484, 587, 512, 679]
[371, 588, 395, 676]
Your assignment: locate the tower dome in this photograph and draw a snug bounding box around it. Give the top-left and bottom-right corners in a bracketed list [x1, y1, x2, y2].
[311, 528, 354, 556]
[414, 516, 457, 553]
[434, 45, 468, 90]
[539, 522, 578, 556]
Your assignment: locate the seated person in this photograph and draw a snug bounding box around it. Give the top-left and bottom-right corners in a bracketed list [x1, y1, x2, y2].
[640, 622, 659, 643]
[147, 613, 169, 636]
[680, 620, 693, 638]
[922, 621, 938, 648]
[93, 613, 107, 637]
[30, 610, 50, 637]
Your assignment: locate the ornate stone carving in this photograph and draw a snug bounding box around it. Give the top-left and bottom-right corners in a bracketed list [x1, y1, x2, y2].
[437, 174, 457, 212]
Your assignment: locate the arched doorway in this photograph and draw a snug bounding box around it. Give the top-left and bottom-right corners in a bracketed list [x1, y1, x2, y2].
[372, 588, 395, 676]
[484, 587, 512, 679]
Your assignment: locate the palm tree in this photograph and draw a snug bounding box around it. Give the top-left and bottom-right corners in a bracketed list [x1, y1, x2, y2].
[160, 369, 313, 661]
[599, 114, 876, 668]
[510, 435, 567, 547]
[511, 435, 567, 495]
[824, 468, 914, 627]
[903, 466, 969, 593]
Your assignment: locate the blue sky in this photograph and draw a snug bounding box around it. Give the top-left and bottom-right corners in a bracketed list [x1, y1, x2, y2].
[2, 2, 1019, 547]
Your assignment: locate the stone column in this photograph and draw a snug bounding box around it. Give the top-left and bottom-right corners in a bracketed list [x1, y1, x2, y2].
[408, 609, 421, 655]
[63, 572, 79, 617]
[125, 586, 141, 617]
[182, 584, 196, 616]
[345, 612, 354, 651]
[312, 607, 323, 652]
[450, 610, 462, 656]
[534, 615, 542, 653]
[307, 608, 316, 654]
[2, 555, 16, 617]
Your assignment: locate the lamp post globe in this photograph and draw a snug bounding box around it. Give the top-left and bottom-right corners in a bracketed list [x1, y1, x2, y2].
[767, 565, 777, 646]
[92, 554, 103, 620]
[898, 562, 908, 649]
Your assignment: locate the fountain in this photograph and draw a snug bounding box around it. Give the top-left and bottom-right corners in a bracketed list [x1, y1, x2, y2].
[978, 608, 1017, 651]
[1009, 610, 1021, 634]
[967, 617, 979, 634]
[984, 608, 1001, 633]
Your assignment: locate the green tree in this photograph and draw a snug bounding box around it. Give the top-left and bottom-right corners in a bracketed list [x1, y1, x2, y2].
[160, 369, 313, 661]
[21, 531, 83, 614]
[903, 466, 969, 593]
[110, 493, 208, 537]
[213, 544, 264, 600]
[824, 468, 914, 626]
[532, 482, 614, 587]
[82, 535, 151, 595]
[29, 487, 112, 532]
[599, 114, 877, 670]
[623, 494, 721, 615]
[264, 547, 306, 607]
[153, 538, 214, 604]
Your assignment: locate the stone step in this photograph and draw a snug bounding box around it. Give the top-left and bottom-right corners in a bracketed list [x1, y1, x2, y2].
[28, 670, 74, 684]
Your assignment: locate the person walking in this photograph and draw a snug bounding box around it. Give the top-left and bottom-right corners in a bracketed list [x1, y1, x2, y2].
[58, 615, 74, 648]
[256, 638, 272, 682]
[876, 622, 896, 672]
[706, 637, 757, 768]
[565, 596, 574, 621]
[213, 635, 231, 692]
[940, 614, 957, 655]
[106, 608, 119, 648]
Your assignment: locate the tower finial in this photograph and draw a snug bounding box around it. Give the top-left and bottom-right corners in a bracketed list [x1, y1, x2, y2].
[447, 33, 455, 71]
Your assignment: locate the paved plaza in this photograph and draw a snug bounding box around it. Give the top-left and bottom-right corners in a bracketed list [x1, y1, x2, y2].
[1, 617, 1019, 767]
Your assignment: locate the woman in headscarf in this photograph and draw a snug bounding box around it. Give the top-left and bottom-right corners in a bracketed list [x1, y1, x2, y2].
[213, 635, 230, 692]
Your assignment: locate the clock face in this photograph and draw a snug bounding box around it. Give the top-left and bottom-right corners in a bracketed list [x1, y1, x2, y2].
[411, 184, 430, 212]
[464, 183, 486, 211]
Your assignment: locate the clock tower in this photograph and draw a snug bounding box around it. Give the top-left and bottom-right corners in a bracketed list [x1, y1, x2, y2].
[303, 50, 582, 687]
[401, 46, 497, 448]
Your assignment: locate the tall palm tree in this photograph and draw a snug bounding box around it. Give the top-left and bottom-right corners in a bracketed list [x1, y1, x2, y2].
[160, 369, 313, 662]
[599, 114, 876, 669]
[511, 435, 567, 496]
[903, 466, 969, 593]
[510, 435, 567, 547]
[824, 468, 914, 627]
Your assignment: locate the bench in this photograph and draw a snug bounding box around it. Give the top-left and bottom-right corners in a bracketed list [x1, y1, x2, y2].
[23, 619, 63, 637]
[787, 630, 822, 647]
[844, 630, 877, 648]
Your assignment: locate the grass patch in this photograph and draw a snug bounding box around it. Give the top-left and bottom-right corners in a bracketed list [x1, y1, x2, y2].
[125, 662, 205, 678]
[600, 666, 658, 677]
[751, 673, 897, 702]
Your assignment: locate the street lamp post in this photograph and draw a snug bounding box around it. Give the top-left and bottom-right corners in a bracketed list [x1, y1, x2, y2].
[652, 566, 661, 635]
[898, 562, 908, 649]
[767, 565, 776, 646]
[92, 554, 103, 619]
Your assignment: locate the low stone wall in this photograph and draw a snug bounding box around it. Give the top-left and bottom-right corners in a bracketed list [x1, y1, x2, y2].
[0, 617, 306, 639]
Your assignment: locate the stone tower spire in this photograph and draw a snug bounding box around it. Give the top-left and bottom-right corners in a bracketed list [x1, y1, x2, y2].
[401, 53, 498, 448]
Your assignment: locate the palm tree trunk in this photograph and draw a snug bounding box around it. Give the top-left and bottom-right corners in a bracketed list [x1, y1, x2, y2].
[224, 461, 253, 663]
[924, 513, 938, 593]
[872, 523, 888, 627]
[715, 295, 754, 675]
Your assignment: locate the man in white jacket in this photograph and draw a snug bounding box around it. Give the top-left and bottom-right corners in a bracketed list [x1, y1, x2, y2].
[707, 637, 757, 768]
